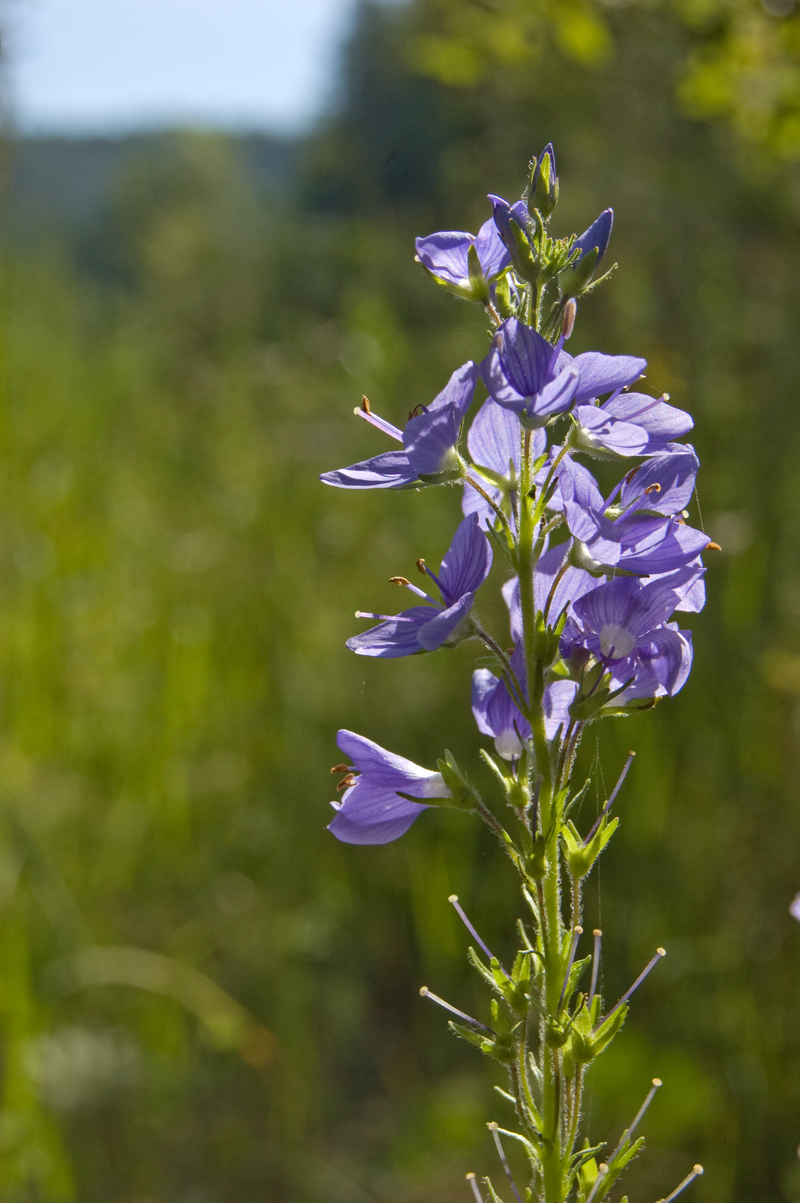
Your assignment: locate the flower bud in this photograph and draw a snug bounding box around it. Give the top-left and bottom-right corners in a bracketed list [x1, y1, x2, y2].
[528, 143, 558, 217]
[559, 208, 614, 299]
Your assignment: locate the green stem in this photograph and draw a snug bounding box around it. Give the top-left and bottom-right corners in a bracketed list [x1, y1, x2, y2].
[516, 423, 566, 1202]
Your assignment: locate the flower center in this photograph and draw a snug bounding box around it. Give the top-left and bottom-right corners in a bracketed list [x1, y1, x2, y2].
[599, 623, 636, 660]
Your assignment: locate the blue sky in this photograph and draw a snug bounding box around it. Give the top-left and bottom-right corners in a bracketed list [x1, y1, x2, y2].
[4, 0, 365, 133]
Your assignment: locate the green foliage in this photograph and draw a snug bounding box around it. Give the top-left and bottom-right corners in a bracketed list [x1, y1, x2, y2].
[0, 1, 795, 1198]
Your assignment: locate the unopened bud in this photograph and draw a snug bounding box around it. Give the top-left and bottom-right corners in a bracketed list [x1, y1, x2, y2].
[561, 299, 577, 340]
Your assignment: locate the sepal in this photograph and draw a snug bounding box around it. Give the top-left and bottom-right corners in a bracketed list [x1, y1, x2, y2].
[436, 750, 482, 810]
[562, 816, 619, 879]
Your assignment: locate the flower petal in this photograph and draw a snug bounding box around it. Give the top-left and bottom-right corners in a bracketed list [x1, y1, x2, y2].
[438, 514, 493, 600]
[328, 785, 430, 844]
[321, 450, 416, 490]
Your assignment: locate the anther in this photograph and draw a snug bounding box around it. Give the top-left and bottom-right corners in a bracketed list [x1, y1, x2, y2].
[706, 541, 722, 551]
[607, 1076, 663, 1165]
[330, 764, 350, 774]
[589, 929, 602, 1007]
[559, 925, 583, 1011]
[335, 774, 356, 792]
[644, 482, 661, 494]
[449, 895, 508, 976]
[466, 1172, 484, 1203]
[389, 576, 410, 586]
[584, 751, 635, 843]
[408, 403, 425, 420]
[599, 947, 666, 1027]
[360, 395, 371, 413]
[585, 1162, 609, 1203]
[561, 299, 577, 341]
[416, 558, 427, 574]
[488, 1123, 523, 1203]
[657, 1165, 704, 1203]
[419, 986, 492, 1031]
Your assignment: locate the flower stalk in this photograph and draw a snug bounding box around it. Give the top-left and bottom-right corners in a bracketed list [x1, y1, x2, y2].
[321, 145, 710, 1202]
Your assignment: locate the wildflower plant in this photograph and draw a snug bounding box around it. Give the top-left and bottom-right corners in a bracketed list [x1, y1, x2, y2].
[322, 146, 713, 1203]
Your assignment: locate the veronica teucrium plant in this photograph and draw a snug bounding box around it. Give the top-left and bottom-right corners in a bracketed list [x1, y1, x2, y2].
[321, 145, 714, 1203]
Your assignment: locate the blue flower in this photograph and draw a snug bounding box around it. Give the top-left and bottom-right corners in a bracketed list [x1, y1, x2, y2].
[321, 363, 478, 490]
[472, 647, 577, 759]
[415, 218, 511, 301]
[561, 575, 694, 699]
[481, 318, 646, 428]
[487, 194, 532, 269]
[461, 397, 545, 529]
[558, 449, 711, 577]
[347, 513, 492, 658]
[571, 390, 693, 460]
[329, 731, 448, 844]
[560, 209, 614, 298]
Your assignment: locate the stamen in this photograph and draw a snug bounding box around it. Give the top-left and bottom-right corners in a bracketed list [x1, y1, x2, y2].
[354, 399, 403, 442]
[355, 610, 419, 622]
[706, 541, 722, 552]
[488, 1123, 523, 1203]
[407, 403, 425, 420]
[330, 763, 350, 774]
[416, 558, 427, 575]
[561, 299, 577, 341]
[598, 947, 666, 1027]
[584, 752, 635, 843]
[657, 1165, 704, 1203]
[389, 576, 410, 586]
[449, 895, 508, 976]
[585, 1162, 609, 1203]
[335, 774, 356, 792]
[607, 1077, 662, 1164]
[644, 482, 661, 494]
[589, 929, 602, 1006]
[419, 986, 492, 1032]
[465, 1172, 484, 1203]
[559, 925, 583, 1011]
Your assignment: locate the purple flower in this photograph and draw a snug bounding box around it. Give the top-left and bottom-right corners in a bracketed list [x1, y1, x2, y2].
[461, 397, 544, 528]
[560, 209, 614, 298]
[502, 543, 597, 636]
[487, 194, 532, 268]
[481, 318, 646, 428]
[558, 450, 711, 577]
[472, 651, 577, 758]
[415, 218, 511, 301]
[790, 893, 800, 922]
[562, 575, 694, 699]
[321, 363, 477, 490]
[572, 391, 693, 460]
[329, 731, 448, 844]
[347, 513, 492, 658]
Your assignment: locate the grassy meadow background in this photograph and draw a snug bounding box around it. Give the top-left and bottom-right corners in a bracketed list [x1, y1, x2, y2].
[1, 2, 800, 1200]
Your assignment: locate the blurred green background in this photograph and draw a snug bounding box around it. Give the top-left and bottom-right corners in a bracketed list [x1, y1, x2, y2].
[1, 1, 800, 1200]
